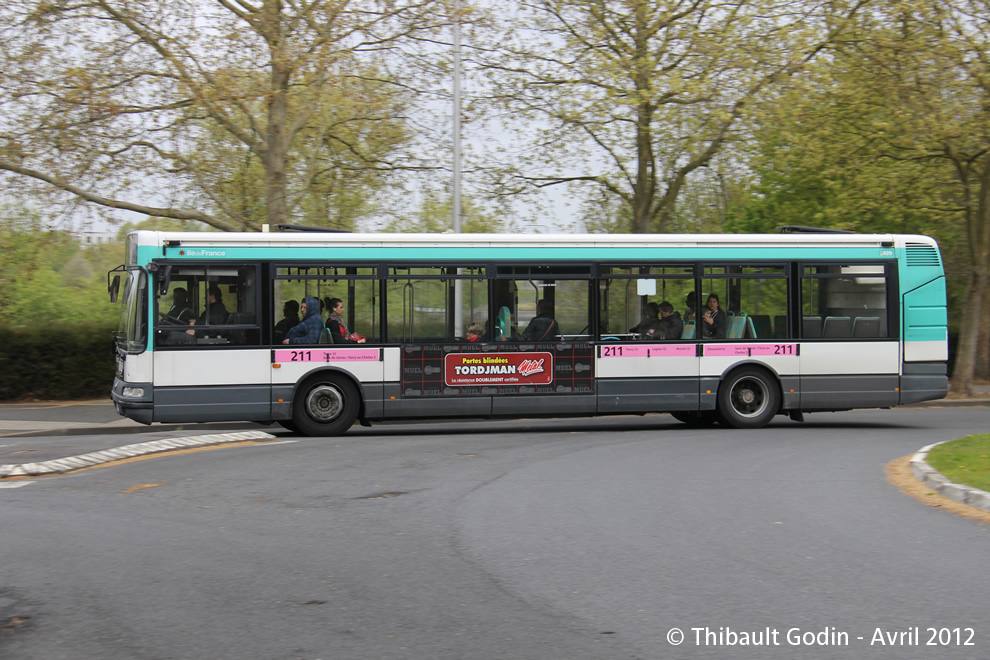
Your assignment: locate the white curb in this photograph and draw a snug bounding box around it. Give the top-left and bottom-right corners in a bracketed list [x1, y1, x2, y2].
[909, 442, 990, 512]
[0, 431, 276, 478]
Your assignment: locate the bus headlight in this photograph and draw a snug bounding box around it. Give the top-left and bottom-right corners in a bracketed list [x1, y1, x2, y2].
[122, 387, 145, 398]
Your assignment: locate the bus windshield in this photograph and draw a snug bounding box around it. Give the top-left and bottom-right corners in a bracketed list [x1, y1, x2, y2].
[114, 267, 148, 353]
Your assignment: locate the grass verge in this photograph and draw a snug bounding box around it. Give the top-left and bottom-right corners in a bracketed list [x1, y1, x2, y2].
[925, 434, 990, 493]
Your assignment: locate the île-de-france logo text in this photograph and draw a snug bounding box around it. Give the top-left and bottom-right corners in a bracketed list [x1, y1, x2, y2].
[178, 249, 226, 257]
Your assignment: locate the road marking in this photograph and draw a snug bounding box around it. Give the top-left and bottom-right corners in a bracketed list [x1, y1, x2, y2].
[122, 483, 166, 494]
[0, 481, 35, 488]
[0, 431, 277, 479]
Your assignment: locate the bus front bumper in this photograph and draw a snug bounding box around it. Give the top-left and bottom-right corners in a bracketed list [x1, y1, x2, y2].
[111, 377, 154, 425]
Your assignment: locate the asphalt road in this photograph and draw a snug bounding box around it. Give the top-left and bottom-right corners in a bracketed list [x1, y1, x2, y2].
[1, 408, 988, 660]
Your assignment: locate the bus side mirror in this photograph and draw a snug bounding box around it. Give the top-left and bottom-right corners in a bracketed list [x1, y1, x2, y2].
[108, 275, 121, 303]
[157, 265, 172, 296]
[147, 263, 172, 296]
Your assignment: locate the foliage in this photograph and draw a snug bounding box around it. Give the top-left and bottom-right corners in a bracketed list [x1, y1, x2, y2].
[0, 324, 116, 401]
[0, 206, 121, 400]
[0, 0, 448, 231]
[728, 0, 990, 392]
[0, 208, 120, 329]
[477, 0, 870, 234]
[925, 435, 990, 494]
[383, 190, 504, 233]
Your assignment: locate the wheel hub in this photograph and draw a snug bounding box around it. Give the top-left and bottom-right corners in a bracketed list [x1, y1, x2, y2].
[731, 378, 767, 417]
[306, 385, 343, 422]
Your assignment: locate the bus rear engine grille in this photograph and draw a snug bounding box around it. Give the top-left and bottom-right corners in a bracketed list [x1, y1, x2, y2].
[905, 243, 941, 267]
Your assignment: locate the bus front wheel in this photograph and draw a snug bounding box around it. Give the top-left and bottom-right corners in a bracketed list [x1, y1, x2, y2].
[293, 376, 360, 437]
[716, 368, 780, 429]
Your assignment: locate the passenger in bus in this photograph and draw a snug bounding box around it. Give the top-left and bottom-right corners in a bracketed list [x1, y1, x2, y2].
[273, 300, 300, 344]
[629, 302, 661, 336]
[701, 293, 726, 339]
[465, 322, 484, 342]
[163, 287, 194, 324]
[326, 297, 367, 344]
[282, 297, 324, 344]
[684, 291, 697, 322]
[186, 285, 229, 334]
[518, 299, 560, 341]
[656, 301, 684, 339]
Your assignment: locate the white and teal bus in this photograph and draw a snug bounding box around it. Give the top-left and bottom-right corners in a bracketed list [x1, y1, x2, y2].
[109, 228, 948, 435]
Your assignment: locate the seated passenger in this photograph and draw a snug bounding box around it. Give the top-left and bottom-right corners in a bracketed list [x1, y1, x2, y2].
[186, 285, 229, 335]
[630, 302, 661, 336]
[465, 322, 483, 342]
[188, 285, 228, 325]
[273, 300, 300, 344]
[282, 297, 324, 344]
[656, 301, 683, 339]
[326, 297, 366, 344]
[684, 291, 697, 323]
[518, 299, 560, 342]
[701, 293, 726, 339]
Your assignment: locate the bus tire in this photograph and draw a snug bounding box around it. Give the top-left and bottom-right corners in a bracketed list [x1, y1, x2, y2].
[277, 419, 298, 433]
[670, 411, 719, 427]
[293, 375, 360, 437]
[716, 367, 780, 429]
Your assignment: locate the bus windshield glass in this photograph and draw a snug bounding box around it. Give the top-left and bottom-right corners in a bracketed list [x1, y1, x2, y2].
[114, 268, 148, 353]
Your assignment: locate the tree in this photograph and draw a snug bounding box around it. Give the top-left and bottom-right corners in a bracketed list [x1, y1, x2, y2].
[0, 205, 119, 329]
[382, 189, 504, 232]
[0, 0, 447, 231]
[732, 0, 990, 394]
[477, 0, 870, 234]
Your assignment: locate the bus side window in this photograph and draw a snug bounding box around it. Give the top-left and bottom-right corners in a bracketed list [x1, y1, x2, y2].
[801, 265, 888, 339]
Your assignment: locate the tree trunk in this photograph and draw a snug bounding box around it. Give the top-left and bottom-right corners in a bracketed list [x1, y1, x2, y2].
[633, 100, 655, 234]
[949, 157, 990, 396]
[265, 65, 291, 227]
[975, 294, 990, 381]
[950, 271, 985, 396]
[263, 0, 290, 228]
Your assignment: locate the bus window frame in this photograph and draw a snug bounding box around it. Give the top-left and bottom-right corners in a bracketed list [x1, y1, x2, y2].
[597, 263, 695, 341]
[797, 260, 899, 340]
[490, 262, 594, 341]
[383, 262, 489, 343]
[152, 260, 263, 349]
[273, 262, 382, 342]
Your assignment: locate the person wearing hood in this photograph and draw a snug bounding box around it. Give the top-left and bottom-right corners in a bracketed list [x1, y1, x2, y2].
[282, 297, 323, 344]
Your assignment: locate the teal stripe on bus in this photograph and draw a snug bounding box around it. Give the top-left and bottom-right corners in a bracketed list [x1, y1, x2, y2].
[147, 246, 896, 262]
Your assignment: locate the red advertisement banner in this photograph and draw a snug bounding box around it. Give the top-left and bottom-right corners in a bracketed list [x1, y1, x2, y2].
[444, 352, 554, 386]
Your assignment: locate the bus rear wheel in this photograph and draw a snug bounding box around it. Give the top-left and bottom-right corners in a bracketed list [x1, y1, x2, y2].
[716, 367, 780, 429]
[277, 419, 299, 433]
[293, 376, 360, 437]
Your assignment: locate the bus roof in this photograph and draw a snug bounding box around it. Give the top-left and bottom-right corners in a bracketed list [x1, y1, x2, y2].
[130, 230, 935, 250]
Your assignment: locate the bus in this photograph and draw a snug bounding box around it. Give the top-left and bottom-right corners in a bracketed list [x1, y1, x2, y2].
[108, 228, 948, 435]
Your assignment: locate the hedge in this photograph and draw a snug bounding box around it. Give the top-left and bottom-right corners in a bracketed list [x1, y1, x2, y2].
[0, 325, 117, 401]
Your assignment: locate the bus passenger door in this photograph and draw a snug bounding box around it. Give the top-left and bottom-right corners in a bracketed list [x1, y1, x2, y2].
[153, 264, 272, 423]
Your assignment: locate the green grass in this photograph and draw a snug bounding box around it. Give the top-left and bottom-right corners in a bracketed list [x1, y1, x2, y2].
[925, 434, 990, 493]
